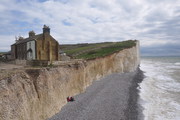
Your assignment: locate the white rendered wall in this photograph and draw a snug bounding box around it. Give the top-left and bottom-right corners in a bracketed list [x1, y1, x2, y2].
[27, 40, 36, 60]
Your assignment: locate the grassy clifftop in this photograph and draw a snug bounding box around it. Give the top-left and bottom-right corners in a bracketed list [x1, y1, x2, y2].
[60, 40, 137, 60]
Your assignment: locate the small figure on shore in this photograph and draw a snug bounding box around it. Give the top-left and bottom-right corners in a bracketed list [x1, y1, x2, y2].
[67, 96, 75, 102]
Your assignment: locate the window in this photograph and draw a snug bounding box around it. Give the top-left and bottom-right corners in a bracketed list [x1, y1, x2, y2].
[29, 42, 31, 48]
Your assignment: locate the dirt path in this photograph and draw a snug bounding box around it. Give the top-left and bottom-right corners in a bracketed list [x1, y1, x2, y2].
[0, 62, 23, 70]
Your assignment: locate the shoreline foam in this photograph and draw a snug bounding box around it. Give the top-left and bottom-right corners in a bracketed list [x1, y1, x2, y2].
[125, 67, 144, 120]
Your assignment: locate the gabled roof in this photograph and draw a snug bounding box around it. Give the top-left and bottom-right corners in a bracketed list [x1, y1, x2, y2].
[15, 34, 43, 45]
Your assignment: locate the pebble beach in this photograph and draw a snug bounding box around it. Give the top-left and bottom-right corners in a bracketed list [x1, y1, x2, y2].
[48, 68, 144, 120]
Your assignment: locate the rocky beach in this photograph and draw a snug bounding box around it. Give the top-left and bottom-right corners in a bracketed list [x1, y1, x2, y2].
[48, 68, 144, 120]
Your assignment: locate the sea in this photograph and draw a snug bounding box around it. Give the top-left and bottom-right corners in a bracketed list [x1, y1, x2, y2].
[139, 56, 180, 120]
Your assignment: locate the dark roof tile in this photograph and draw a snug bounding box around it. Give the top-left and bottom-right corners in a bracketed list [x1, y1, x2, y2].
[15, 34, 43, 45]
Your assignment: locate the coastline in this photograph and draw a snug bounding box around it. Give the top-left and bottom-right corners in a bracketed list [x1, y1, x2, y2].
[0, 42, 140, 120]
[48, 67, 144, 120]
[125, 67, 144, 120]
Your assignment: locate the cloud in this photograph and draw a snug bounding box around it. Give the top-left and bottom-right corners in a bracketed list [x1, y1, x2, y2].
[141, 42, 180, 56]
[0, 0, 179, 56]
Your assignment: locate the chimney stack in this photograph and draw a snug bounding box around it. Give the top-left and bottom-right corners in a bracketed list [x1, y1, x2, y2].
[29, 31, 35, 37]
[43, 25, 50, 34]
[18, 36, 24, 41]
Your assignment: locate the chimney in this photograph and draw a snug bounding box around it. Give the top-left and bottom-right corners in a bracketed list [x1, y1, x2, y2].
[29, 31, 35, 37]
[18, 36, 24, 41]
[43, 25, 50, 34]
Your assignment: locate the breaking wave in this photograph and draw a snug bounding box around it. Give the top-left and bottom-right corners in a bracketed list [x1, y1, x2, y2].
[139, 57, 180, 120]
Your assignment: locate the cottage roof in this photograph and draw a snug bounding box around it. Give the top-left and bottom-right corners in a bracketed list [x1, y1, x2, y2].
[15, 34, 43, 45]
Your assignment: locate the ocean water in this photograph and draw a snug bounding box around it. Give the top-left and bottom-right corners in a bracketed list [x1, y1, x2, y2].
[139, 56, 180, 120]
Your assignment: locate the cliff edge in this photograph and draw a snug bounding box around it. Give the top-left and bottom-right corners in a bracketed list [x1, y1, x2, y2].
[0, 41, 140, 120]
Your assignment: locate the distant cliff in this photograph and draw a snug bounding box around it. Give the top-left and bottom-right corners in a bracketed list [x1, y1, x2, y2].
[0, 41, 140, 120]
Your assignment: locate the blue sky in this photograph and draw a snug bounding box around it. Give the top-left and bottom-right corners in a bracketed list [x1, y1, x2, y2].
[0, 0, 180, 56]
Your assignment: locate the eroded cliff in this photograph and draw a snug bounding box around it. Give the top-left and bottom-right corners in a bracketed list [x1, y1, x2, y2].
[0, 41, 140, 120]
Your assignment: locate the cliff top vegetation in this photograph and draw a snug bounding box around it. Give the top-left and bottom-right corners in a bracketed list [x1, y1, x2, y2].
[60, 40, 137, 60]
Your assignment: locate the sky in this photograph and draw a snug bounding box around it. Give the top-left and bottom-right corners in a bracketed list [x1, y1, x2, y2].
[0, 0, 180, 56]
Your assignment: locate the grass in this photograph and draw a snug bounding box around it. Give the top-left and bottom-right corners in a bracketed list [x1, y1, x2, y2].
[60, 40, 137, 60]
[65, 45, 96, 55]
[61, 42, 115, 55]
[76, 47, 122, 59]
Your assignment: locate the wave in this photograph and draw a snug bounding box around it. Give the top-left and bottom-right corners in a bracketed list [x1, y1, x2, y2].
[139, 58, 180, 120]
[174, 62, 180, 65]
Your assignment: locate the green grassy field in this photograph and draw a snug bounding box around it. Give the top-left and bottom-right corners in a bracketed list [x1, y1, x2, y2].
[60, 40, 137, 60]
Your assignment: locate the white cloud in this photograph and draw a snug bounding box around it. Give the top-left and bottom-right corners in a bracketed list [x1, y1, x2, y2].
[0, 0, 180, 56]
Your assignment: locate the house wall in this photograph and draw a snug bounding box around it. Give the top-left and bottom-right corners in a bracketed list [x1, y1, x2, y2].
[16, 43, 27, 60]
[11, 45, 16, 59]
[50, 38, 59, 61]
[27, 41, 36, 60]
[36, 33, 59, 61]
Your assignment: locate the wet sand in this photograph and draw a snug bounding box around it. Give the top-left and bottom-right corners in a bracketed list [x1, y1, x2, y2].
[48, 68, 144, 120]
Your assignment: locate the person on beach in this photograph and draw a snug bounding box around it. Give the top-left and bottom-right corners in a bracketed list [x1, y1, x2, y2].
[67, 96, 74, 102]
[67, 96, 70, 102]
[70, 97, 74, 101]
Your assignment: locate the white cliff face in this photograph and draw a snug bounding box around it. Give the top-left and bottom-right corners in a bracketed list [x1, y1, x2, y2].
[0, 41, 140, 120]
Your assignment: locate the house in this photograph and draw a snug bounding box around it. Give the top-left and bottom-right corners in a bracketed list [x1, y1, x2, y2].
[11, 25, 60, 61]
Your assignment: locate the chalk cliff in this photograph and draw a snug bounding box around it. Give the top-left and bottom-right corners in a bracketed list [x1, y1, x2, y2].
[0, 41, 140, 120]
